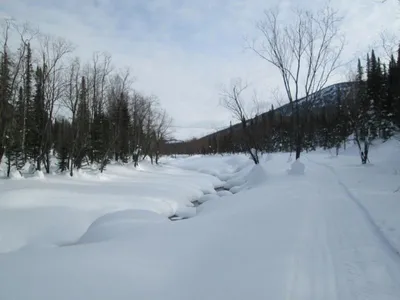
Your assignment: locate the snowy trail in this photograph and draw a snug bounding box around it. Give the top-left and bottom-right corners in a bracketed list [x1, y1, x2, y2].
[307, 156, 400, 259]
[283, 181, 338, 300]
[294, 160, 400, 300]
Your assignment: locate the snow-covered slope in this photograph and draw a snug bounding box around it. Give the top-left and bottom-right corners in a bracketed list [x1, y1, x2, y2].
[0, 139, 400, 300]
[0, 161, 223, 253]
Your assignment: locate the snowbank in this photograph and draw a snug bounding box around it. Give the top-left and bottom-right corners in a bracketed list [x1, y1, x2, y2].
[10, 170, 23, 180]
[0, 160, 227, 253]
[244, 164, 267, 187]
[33, 170, 45, 179]
[217, 190, 232, 197]
[76, 210, 168, 244]
[198, 193, 220, 204]
[229, 164, 267, 193]
[288, 159, 305, 175]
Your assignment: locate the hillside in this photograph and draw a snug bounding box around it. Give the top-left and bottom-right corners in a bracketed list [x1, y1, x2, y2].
[163, 81, 356, 155]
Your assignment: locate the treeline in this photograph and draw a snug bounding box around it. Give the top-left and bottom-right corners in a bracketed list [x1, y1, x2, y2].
[171, 48, 400, 164]
[0, 21, 171, 177]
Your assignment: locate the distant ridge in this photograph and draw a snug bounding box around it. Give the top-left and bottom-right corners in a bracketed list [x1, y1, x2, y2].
[196, 81, 356, 141]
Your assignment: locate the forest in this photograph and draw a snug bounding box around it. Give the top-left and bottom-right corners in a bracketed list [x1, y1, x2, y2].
[0, 21, 171, 177]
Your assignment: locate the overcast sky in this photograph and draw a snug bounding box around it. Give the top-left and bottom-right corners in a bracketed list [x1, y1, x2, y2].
[1, 0, 400, 140]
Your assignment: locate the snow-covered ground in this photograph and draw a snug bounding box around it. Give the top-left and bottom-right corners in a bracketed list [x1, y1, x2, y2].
[0, 139, 400, 300]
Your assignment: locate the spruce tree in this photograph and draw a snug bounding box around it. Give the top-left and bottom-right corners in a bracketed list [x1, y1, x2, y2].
[355, 57, 372, 164]
[0, 50, 12, 163]
[74, 76, 90, 169]
[27, 67, 46, 170]
[333, 86, 348, 154]
[392, 47, 400, 128]
[22, 43, 33, 162]
[11, 87, 25, 170]
[118, 94, 131, 163]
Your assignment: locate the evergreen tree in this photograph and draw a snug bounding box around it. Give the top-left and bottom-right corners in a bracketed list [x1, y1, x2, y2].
[4, 142, 13, 177]
[22, 43, 33, 161]
[390, 47, 400, 128]
[333, 86, 348, 154]
[57, 145, 69, 172]
[4, 88, 24, 176]
[118, 93, 131, 163]
[54, 118, 71, 172]
[74, 76, 90, 169]
[11, 87, 25, 170]
[355, 58, 372, 164]
[0, 50, 12, 163]
[27, 66, 46, 170]
[91, 111, 104, 163]
[365, 51, 379, 139]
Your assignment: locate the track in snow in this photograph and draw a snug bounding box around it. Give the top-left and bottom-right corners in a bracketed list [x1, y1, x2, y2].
[299, 157, 400, 299]
[307, 157, 400, 261]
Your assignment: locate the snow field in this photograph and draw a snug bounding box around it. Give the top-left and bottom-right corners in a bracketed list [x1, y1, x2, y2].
[0, 139, 399, 300]
[0, 160, 230, 253]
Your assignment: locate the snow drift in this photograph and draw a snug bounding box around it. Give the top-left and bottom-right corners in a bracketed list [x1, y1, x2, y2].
[76, 210, 168, 244]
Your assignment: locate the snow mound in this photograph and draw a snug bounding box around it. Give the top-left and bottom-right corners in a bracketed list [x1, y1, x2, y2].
[230, 185, 242, 194]
[33, 170, 45, 179]
[10, 170, 23, 180]
[173, 206, 196, 219]
[217, 190, 232, 197]
[77, 209, 168, 244]
[229, 164, 268, 193]
[245, 164, 267, 187]
[198, 194, 219, 204]
[223, 177, 246, 190]
[288, 159, 305, 175]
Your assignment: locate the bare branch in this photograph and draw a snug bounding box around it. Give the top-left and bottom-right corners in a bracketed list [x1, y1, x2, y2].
[380, 30, 398, 61]
[249, 4, 344, 104]
[219, 77, 249, 122]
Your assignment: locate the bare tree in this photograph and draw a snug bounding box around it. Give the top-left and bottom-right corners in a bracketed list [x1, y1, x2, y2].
[380, 30, 398, 61]
[88, 52, 112, 117]
[220, 78, 260, 164]
[152, 108, 172, 164]
[248, 4, 345, 159]
[62, 57, 81, 176]
[37, 34, 74, 172]
[129, 91, 147, 166]
[142, 96, 158, 162]
[8, 21, 38, 102]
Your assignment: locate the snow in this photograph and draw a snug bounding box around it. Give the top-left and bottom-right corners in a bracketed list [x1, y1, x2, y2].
[0, 161, 223, 253]
[9, 169, 22, 180]
[197, 193, 219, 204]
[76, 209, 168, 245]
[33, 170, 45, 179]
[288, 159, 306, 175]
[244, 164, 267, 187]
[217, 190, 232, 197]
[1, 139, 400, 300]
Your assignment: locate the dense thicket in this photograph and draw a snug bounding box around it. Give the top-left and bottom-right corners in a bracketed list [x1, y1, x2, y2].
[0, 20, 171, 177]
